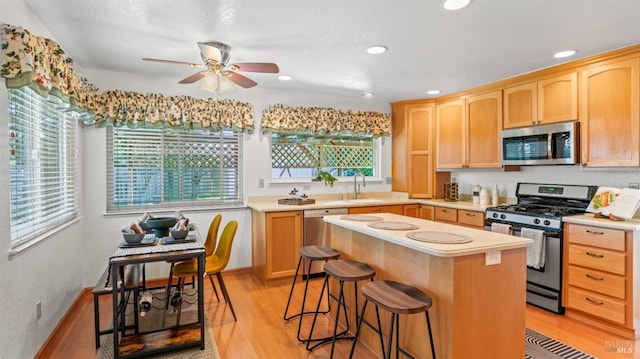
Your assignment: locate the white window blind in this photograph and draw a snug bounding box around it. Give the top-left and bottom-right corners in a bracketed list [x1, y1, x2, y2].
[8, 87, 79, 246]
[107, 127, 243, 212]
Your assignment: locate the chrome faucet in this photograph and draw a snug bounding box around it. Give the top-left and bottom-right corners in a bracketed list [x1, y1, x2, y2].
[353, 170, 366, 199]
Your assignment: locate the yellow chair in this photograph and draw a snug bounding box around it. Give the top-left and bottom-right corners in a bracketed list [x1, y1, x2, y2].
[173, 220, 238, 322]
[165, 214, 221, 310]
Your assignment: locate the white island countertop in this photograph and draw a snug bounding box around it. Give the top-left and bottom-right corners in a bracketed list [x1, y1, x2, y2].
[324, 213, 532, 258]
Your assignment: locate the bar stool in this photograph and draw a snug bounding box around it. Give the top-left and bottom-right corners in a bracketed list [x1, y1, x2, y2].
[349, 280, 436, 359]
[306, 259, 376, 358]
[284, 245, 340, 341]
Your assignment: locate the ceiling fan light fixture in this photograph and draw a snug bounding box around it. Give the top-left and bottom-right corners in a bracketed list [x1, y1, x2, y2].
[442, 0, 471, 11]
[427, 90, 441, 95]
[553, 50, 577, 58]
[278, 75, 293, 81]
[362, 92, 374, 98]
[366, 46, 388, 55]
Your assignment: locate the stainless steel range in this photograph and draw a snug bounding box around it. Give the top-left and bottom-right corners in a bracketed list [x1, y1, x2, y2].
[485, 183, 598, 314]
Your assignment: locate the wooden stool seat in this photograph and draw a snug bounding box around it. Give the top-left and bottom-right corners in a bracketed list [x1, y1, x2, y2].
[299, 245, 340, 261]
[361, 280, 432, 314]
[350, 280, 436, 359]
[323, 259, 376, 282]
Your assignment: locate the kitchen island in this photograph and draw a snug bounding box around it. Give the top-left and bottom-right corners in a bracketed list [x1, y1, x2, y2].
[324, 213, 532, 359]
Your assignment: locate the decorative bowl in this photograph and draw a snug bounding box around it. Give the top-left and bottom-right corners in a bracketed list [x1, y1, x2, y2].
[123, 232, 145, 244]
[146, 217, 178, 238]
[170, 229, 189, 240]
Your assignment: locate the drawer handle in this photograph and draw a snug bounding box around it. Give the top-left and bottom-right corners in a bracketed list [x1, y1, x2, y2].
[586, 251, 604, 258]
[585, 296, 604, 305]
[442, 209, 450, 213]
[373, 208, 381, 212]
[465, 213, 476, 217]
[585, 229, 605, 235]
[585, 273, 604, 281]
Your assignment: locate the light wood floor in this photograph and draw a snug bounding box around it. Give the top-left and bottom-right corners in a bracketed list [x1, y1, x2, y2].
[36, 270, 638, 358]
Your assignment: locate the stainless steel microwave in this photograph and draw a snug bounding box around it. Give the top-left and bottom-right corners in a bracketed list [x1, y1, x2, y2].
[501, 121, 579, 165]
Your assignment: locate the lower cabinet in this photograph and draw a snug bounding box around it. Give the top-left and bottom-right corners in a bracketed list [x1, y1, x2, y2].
[251, 210, 303, 286]
[563, 223, 636, 338]
[419, 204, 434, 220]
[348, 205, 404, 215]
[434, 206, 484, 229]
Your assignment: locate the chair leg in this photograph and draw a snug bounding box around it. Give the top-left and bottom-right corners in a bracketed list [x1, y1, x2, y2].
[216, 272, 237, 321]
[175, 277, 185, 326]
[386, 313, 396, 359]
[348, 299, 369, 358]
[165, 263, 174, 311]
[426, 311, 436, 359]
[207, 274, 220, 302]
[283, 256, 303, 321]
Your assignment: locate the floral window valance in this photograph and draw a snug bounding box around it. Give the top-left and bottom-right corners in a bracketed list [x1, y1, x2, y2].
[261, 104, 390, 138]
[1, 23, 253, 132]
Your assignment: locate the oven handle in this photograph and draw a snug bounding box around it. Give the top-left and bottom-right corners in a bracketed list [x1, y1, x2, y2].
[485, 222, 560, 238]
[527, 286, 559, 300]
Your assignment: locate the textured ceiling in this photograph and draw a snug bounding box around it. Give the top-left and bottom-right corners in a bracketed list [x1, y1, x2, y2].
[20, 0, 640, 103]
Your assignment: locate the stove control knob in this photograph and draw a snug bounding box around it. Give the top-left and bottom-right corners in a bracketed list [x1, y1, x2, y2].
[533, 218, 540, 224]
[500, 214, 506, 220]
[544, 220, 551, 226]
[492, 213, 499, 219]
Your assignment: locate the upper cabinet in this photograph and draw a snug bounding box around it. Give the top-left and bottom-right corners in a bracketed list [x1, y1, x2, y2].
[436, 91, 502, 169]
[391, 101, 435, 198]
[580, 57, 640, 167]
[503, 72, 578, 129]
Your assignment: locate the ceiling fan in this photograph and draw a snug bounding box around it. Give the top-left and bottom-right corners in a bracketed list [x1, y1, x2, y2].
[142, 41, 279, 90]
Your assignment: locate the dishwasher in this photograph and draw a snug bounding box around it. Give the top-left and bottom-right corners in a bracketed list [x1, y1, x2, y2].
[303, 208, 349, 277]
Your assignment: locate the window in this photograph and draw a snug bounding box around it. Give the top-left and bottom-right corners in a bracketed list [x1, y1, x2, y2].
[271, 133, 376, 179]
[107, 127, 242, 212]
[8, 87, 79, 246]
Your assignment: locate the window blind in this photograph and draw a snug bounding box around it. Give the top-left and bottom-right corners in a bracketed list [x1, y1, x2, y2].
[107, 127, 243, 212]
[8, 87, 79, 246]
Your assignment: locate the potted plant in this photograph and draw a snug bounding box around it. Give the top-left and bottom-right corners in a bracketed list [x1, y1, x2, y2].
[313, 170, 337, 187]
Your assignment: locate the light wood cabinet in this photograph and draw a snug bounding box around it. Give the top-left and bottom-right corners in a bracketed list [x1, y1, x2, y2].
[348, 205, 404, 215]
[580, 57, 640, 167]
[434, 206, 484, 229]
[418, 204, 434, 220]
[503, 73, 578, 129]
[435, 99, 465, 168]
[403, 204, 419, 218]
[251, 210, 303, 286]
[564, 223, 635, 337]
[391, 102, 435, 198]
[436, 91, 502, 169]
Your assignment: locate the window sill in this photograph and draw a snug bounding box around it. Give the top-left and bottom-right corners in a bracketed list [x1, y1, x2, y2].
[268, 177, 384, 185]
[9, 216, 84, 258]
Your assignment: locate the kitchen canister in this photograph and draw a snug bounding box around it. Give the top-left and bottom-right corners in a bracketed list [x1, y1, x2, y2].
[480, 188, 489, 205]
[444, 183, 459, 201]
[492, 185, 499, 205]
[472, 184, 481, 204]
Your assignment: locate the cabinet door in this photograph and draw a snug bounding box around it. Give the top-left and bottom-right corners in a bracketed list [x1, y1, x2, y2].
[580, 57, 640, 167]
[391, 103, 409, 193]
[403, 204, 419, 218]
[266, 211, 303, 280]
[419, 204, 434, 220]
[466, 91, 502, 168]
[538, 72, 578, 123]
[503, 82, 537, 128]
[408, 104, 434, 197]
[436, 99, 466, 168]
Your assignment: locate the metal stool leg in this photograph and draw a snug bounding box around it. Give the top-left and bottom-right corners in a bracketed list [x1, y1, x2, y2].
[426, 311, 436, 359]
[284, 256, 304, 320]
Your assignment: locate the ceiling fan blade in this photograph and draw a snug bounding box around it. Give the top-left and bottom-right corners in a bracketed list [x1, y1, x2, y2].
[142, 58, 205, 68]
[233, 63, 280, 73]
[226, 72, 258, 88]
[178, 71, 207, 84]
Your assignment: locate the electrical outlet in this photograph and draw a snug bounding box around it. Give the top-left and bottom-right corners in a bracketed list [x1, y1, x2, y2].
[386, 177, 392, 184]
[485, 251, 501, 266]
[629, 182, 639, 189]
[36, 301, 42, 320]
[258, 179, 264, 188]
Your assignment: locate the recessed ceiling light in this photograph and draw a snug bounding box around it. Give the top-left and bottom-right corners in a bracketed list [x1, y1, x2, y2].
[366, 46, 388, 55]
[427, 90, 441, 95]
[442, 0, 472, 11]
[553, 50, 577, 58]
[362, 92, 374, 98]
[278, 75, 293, 81]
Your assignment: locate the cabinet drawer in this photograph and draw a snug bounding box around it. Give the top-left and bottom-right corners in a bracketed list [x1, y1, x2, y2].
[457, 209, 484, 228]
[568, 244, 626, 275]
[567, 224, 626, 251]
[434, 207, 457, 223]
[567, 287, 626, 325]
[568, 265, 625, 299]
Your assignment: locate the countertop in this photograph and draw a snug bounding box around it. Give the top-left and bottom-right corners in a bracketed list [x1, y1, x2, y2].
[563, 213, 640, 231]
[324, 213, 531, 258]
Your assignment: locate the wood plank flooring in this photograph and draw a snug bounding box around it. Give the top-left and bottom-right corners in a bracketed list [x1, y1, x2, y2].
[36, 270, 638, 358]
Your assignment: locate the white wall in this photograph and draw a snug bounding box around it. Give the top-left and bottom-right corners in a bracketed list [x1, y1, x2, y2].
[0, 3, 391, 357]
